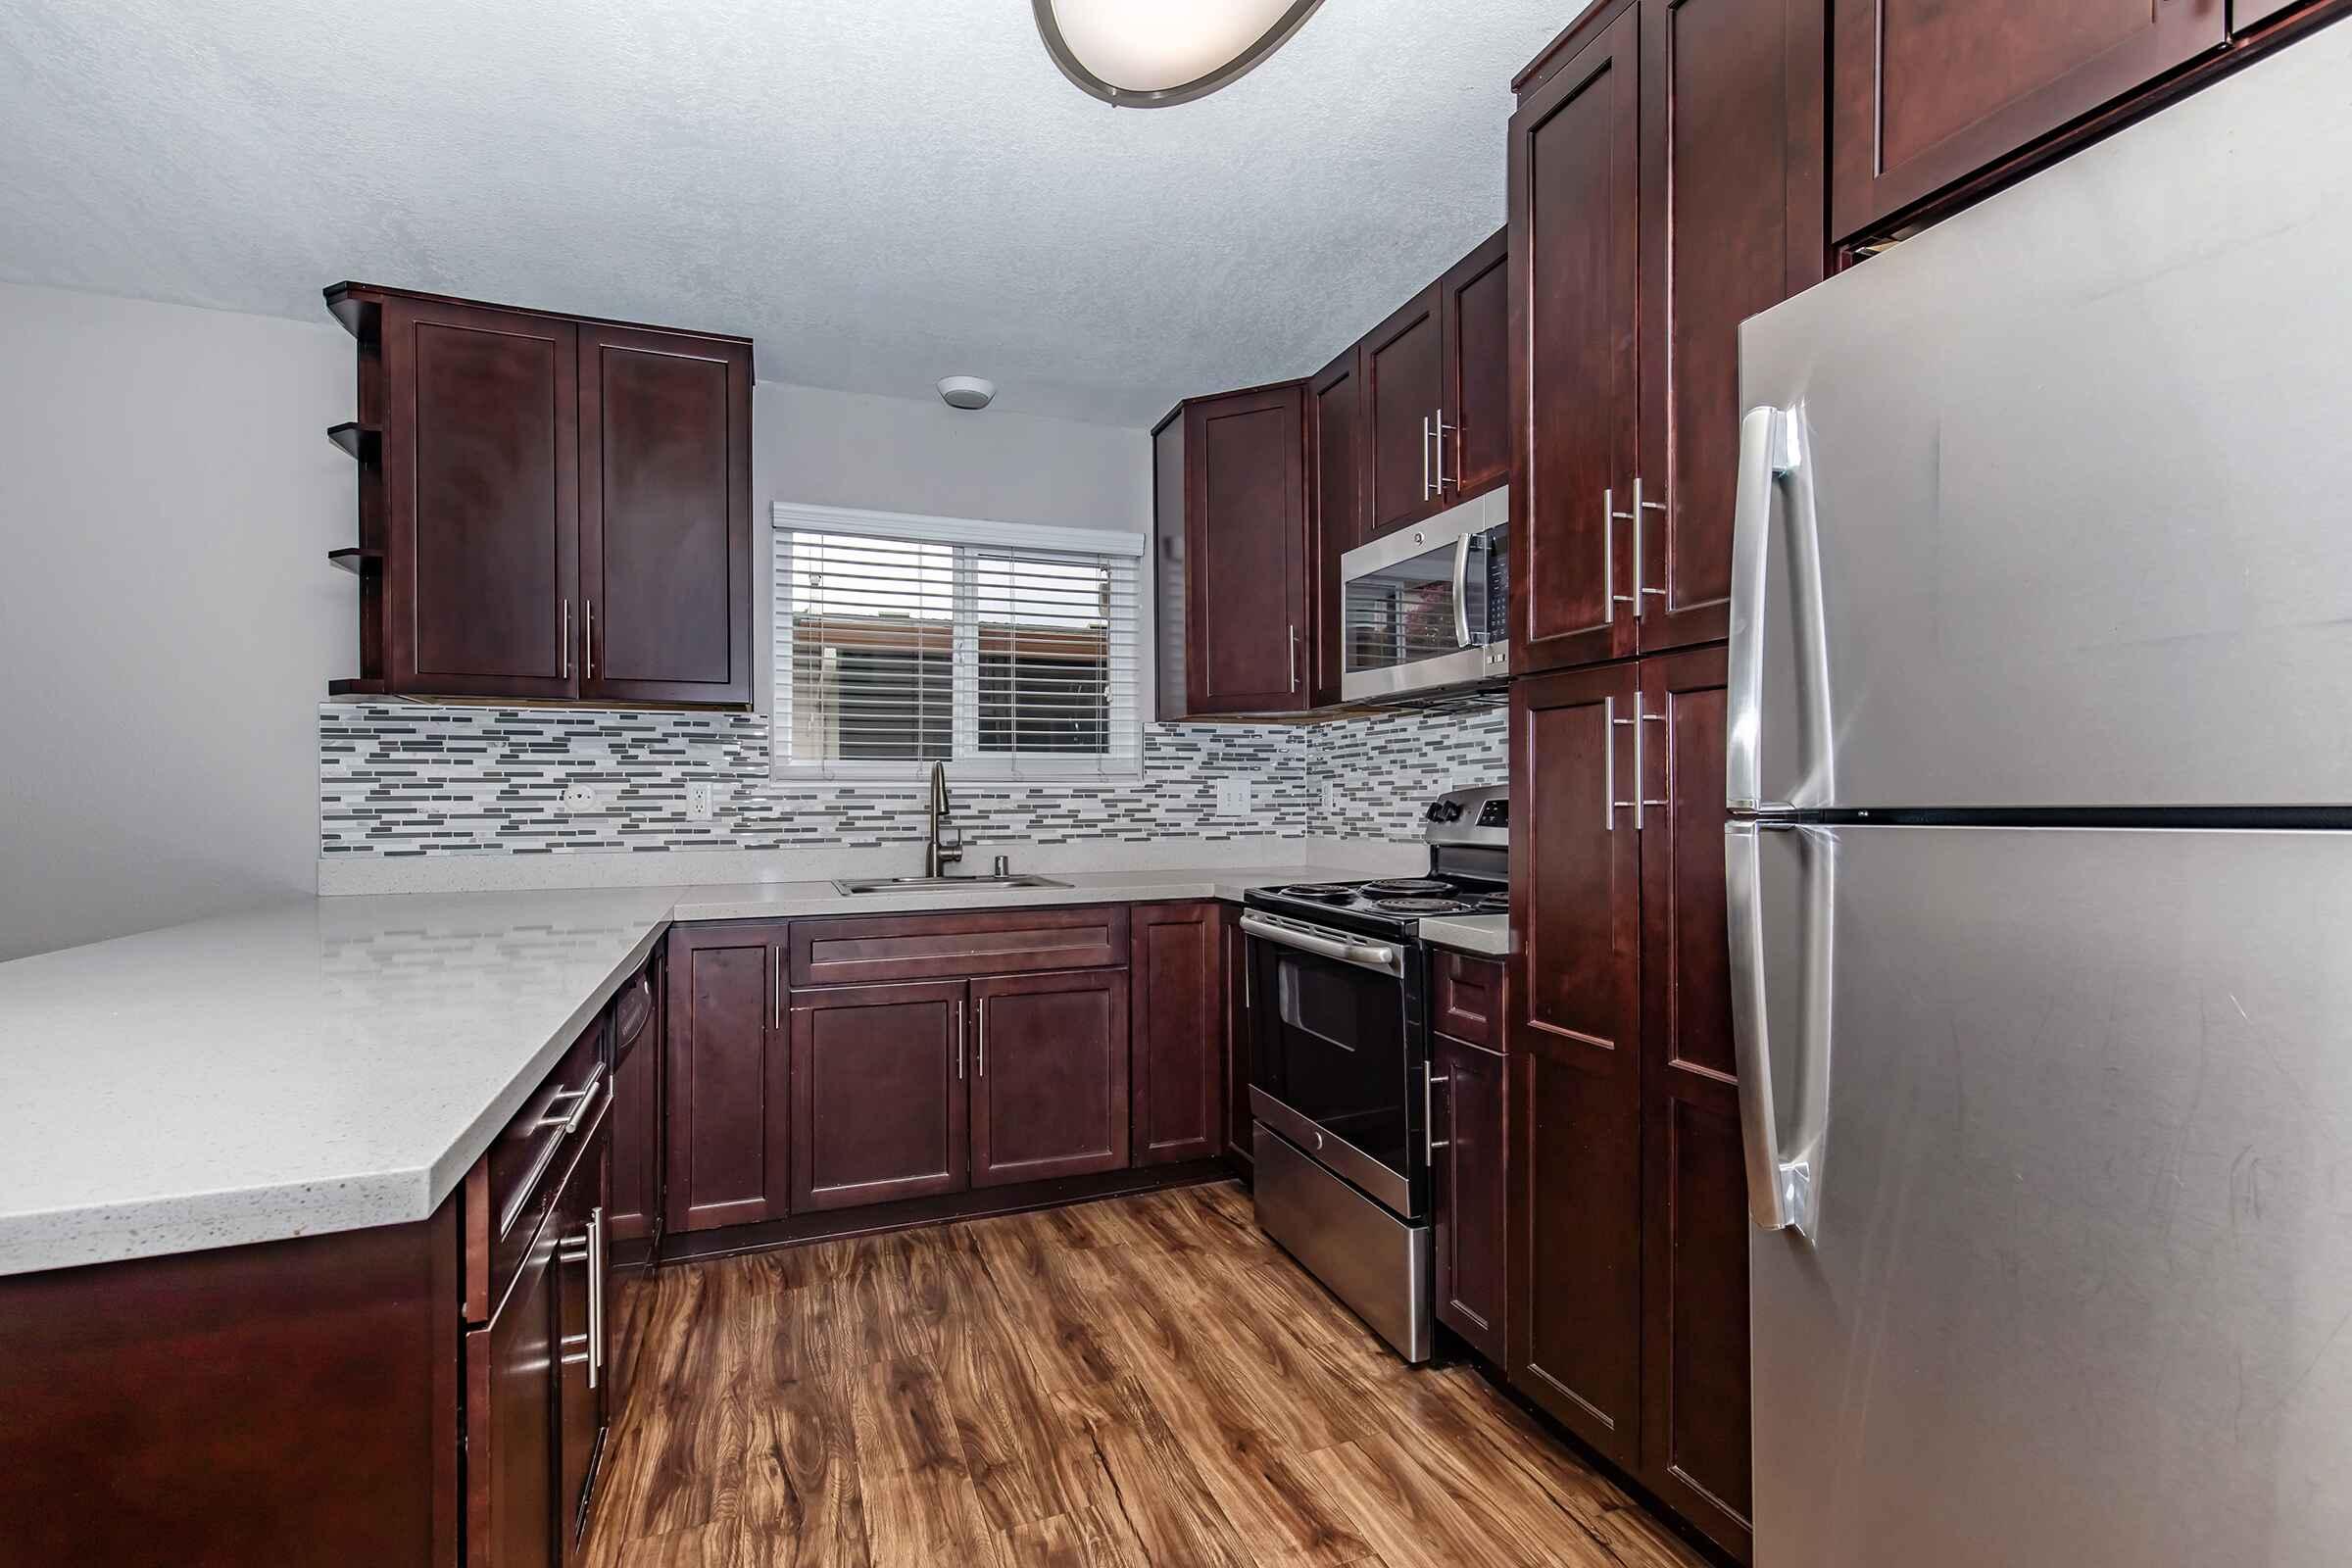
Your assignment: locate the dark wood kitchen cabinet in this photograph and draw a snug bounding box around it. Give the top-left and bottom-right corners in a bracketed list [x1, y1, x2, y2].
[1434, 1028, 1509, 1366]
[1830, 0, 2224, 243]
[1508, 9, 1642, 677]
[1221, 904, 1256, 1168]
[1131, 902, 1228, 1166]
[1309, 344, 1364, 708]
[1506, 662, 1645, 1471]
[1510, 0, 1823, 671]
[324, 282, 753, 707]
[971, 968, 1131, 1186]
[1179, 383, 1313, 714]
[662, 922, 789, 1234]
[789, 979, 971, 1211]
[549, 1100, 612, 1563]
[1439, 227, 1512, 503]
[1362, 284, 1446, 539]
[1634, 644, 1750, 1559]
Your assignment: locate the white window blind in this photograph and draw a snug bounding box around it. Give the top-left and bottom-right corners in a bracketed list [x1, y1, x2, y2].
[772, 505, 1143, 779]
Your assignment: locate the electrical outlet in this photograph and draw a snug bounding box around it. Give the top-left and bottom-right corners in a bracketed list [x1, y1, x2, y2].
[1216, 777, 1252, 816]
[1321, 780, 1340, 814]
[685, 781, 716, 820]
[562, 783, 598, 812]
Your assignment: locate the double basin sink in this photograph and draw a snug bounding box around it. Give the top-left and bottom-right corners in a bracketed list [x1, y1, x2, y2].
[829, 873, 1070, 895]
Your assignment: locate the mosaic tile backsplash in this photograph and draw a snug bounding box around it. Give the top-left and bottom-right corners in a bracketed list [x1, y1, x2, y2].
[319, 702, 1506, 858]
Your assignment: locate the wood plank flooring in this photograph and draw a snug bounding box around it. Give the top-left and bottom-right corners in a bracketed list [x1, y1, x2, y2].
[583, 1181, 1705, 1568]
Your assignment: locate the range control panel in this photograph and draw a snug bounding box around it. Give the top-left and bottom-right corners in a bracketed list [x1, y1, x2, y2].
[1423, 785, 1510, 849]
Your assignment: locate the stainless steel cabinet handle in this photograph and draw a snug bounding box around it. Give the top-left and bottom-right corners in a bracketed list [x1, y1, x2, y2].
[1635, 477, 1667, 616]
[771, 946, 782, 1030]
[1422, 416, 1434, 500]
[1434, 408, 1453, 492]
[1606, 696, 1635, 830]
[1640, 704, 1668, 816]
[585, 600, 595, 680]
[1288, 625, 1299, 693]
[561, 599, 571, 678]
[1606, 488, 1637, 616]
[588, 1205, 604, 1389]
[955, 1001, 965, 1080]
[1425, 1067, 1451, 1159]
[977, 999, 987, 1078]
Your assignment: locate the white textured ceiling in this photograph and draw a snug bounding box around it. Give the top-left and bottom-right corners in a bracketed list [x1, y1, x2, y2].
[0, 0, 1569, 426]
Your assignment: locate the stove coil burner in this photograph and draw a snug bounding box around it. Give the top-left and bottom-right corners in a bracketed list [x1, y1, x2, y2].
[1359, 879, 1452, 897]
[1470, 893, 1510, 912]
[1274, 885, 1358, 904]
[1371, 897, 1474, 914]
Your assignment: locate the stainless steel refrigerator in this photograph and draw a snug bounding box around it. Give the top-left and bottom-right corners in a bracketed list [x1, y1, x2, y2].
[1730, 19, 2352, 1566]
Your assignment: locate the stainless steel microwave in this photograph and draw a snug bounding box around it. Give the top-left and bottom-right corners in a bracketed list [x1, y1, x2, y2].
[1340, 488, 1509, 702]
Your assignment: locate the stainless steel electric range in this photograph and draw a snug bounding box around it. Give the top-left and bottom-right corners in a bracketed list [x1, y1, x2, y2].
[1243, 783, 1507, 1363]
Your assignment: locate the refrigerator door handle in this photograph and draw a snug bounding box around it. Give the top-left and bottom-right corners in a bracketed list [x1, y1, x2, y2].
[1726, 406, 1831, 812]
[1728, 818, 1834, 1240]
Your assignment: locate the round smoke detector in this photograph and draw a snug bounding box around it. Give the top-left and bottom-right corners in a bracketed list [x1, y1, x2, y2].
[938, 376, 996, 411]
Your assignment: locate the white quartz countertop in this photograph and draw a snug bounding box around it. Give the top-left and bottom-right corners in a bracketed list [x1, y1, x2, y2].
[1417, 913, 1510, 957]
[0, 863, 1396, 1277]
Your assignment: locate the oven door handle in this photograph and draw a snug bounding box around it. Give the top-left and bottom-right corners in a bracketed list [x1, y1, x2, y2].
[1239, 913, 1403, 977]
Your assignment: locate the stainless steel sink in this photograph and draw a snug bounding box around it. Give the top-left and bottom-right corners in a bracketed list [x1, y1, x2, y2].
[829, 874, 1071, 895]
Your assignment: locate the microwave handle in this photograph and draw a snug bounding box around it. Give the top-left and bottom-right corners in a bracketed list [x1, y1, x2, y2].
[1451, 534, 1472, 648]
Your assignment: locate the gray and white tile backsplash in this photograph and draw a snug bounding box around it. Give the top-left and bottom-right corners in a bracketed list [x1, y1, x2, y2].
[319, 701, 1505, 859]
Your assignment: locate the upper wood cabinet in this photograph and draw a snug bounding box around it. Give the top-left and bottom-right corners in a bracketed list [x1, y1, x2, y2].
[1363, 285, 1446, 539]
[1831, 0, 2224, 242]
[1440, 227, 1512, 503]
[324, 283, 753, 708]
[1308, 345, 1364, 710]
[1509, 10, 1643, 677]
[1510, 0, 1824, 674]
[1167, 383, 1314, 716]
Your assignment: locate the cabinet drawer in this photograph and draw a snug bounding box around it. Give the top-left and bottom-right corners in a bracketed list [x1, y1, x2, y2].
[1432, 951, 1505, 1048]
[789, 906, 1129, 986]
[466, 1017, 606, 1321]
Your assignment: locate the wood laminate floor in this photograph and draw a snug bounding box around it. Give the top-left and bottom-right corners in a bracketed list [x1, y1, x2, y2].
[583, 1181, 1706, 1568]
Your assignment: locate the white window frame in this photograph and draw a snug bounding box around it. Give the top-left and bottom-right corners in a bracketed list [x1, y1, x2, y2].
[770, 501, 1147, 783]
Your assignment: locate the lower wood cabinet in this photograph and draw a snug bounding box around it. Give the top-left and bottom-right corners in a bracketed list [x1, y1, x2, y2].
[789, 979, 970, 1211]
[972, 969, 1131, 1187]
[662, 923, 788, 1234]
[1220, 906, 1255, 1166]
[1507, 646, 1750, 1560]
[1433, 1029, 1508, 1365]
[608, 958, 662, 1253]
[1131, 902, 1227, 1165]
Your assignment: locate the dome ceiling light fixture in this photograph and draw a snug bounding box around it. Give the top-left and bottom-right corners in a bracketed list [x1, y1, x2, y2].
[1033, 0, 1331, 109]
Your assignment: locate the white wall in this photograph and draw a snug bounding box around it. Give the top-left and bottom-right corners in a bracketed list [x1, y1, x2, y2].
[751, 378, 1154, 715]
[0, 282, 352, 961]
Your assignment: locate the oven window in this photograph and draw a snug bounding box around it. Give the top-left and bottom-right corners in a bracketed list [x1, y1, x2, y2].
[1250, 940, 1410, 1180]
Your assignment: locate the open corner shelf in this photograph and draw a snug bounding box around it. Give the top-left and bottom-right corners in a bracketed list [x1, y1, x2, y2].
[327, 547, 383, 574]
[326, 422, 381, 462]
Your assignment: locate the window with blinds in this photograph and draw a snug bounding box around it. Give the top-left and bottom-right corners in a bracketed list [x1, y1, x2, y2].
[772, 507, 1143, 778]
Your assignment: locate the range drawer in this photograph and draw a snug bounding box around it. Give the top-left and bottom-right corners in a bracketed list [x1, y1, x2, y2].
[1432, 951, 1505, 1048]
[466, 1016, 606, 1321]
[789, 906, 1129, 986]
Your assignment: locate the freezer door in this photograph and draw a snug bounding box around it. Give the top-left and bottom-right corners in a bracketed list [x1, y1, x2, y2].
[1738, 824, 2352, 1567]
[1731, 22, 2352, 812]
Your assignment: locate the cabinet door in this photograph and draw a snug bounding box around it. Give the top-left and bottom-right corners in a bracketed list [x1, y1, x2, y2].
[1130, 903, 1226, 1166]
[662, 924, 789, 1234]
[1363, 286, 1446, 538]
[1440, 227, 1511, 502]
[1310, 344, 1364, 708]
[608, 1004, 660, 1250]
[382, 296, 578, 700]
[1634, 647, 1751, 1559]
[1831, 0, 2224, 241]
[1509, 7, 1642, 676]
[466, 1212, 559, 1568]
[971, 969, 1131, 1188]
[578, 325, 753, 707]
[1507, 662, 1643, 1468]
[1637, 0, 1826, 657]
[1434, 1033, 1508, 1366]
[1152, 408, 1192, 722]
[790, 980, 971, 1211]
[1185, 385, 1311, 713]
[551, 1113, 611, 1563]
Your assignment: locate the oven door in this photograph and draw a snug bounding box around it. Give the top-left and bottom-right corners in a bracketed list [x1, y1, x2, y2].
[1341, 511, 1507, 702]
[1242, 912, 1429, 1220]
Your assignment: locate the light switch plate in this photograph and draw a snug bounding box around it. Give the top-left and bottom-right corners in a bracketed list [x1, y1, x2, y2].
[1216, 777, 1252, 816]
[563, 784, 598, 812]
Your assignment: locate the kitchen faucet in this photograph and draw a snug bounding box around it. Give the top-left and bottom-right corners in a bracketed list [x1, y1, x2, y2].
[925, 760, 963, 878]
